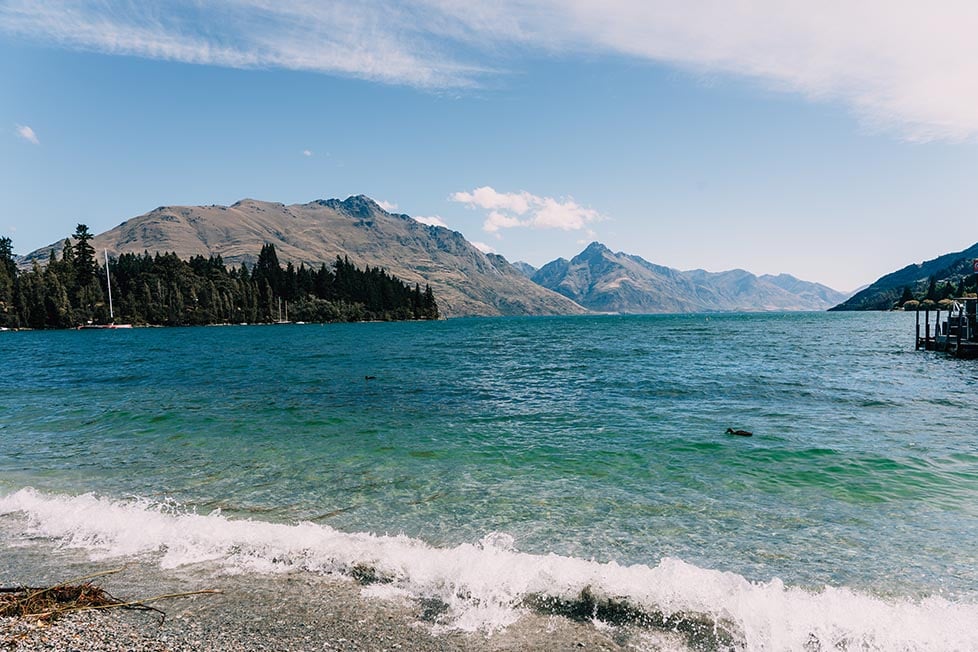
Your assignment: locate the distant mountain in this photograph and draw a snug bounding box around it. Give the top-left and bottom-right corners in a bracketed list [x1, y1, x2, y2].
[830, 241, 978, 310]
[511, 261, 538, 278]
[22, 196, 586, 318]
[533, 242, 847, 313]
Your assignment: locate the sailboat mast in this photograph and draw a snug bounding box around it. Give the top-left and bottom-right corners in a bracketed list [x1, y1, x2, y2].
[104, 249, 114, 321]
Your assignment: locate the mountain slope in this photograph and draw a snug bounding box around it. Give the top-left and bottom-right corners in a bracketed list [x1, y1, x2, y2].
[830, 242, 978, 310]
[24, 196, 586, 318]
[533, 242, 847, 313]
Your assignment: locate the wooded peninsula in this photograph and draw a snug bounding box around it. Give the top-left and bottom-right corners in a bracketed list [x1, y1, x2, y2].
[0, 226, 439, 329]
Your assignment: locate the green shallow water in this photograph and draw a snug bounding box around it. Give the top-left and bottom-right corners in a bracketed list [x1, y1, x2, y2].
[2, 312, 977, 598]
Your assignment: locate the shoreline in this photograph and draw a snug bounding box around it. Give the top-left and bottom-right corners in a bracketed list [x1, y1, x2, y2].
[0, 536, 650, 652]
[2, 567, 647, 652]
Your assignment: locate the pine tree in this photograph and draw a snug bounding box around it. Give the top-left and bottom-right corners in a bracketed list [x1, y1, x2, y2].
[5, 225, 440, 327]
[71, 224, 97, 293]
[898, 286, 914, 305]
[0, 237, 15, 323]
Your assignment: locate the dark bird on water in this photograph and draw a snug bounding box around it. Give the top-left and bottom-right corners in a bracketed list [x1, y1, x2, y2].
[364, 375, 377, 380]
[726, 428, 753, 437]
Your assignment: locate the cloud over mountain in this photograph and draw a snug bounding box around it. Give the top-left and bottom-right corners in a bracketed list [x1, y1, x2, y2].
[451, 186, 603, 235]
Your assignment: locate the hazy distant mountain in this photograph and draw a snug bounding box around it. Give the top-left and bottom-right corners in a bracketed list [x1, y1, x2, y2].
[830, 241, 978, 310]
[511, 261, 538, 278]
[533, 242, 847, 313]
[23, 196, 586, 318]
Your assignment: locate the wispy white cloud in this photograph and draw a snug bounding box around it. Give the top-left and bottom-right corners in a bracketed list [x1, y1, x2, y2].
[302, 149, 313, 157]
[430, 1, 978, 141]
[15, 124, 39, 145]
[3, 2, 978, 139]
[0, 0, 486, 88]
[377, 199, 399, 212]
[451, 186, 604, 235]
[412, 214, 448, 227]
[471, 241, 495, 254]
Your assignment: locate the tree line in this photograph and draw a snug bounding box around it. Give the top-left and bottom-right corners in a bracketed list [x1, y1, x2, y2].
[0, 226, 438, 329]
[896, 273, 978, 309]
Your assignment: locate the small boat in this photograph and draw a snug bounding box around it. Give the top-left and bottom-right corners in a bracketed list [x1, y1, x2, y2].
[80, 251, 132, 329]
[272, 298, 292, 324]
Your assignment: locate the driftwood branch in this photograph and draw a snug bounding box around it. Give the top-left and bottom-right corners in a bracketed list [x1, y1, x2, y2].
[0, 568, 221, 627]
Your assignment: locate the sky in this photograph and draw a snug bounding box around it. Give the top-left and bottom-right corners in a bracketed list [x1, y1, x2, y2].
[3, 1, 978, 293]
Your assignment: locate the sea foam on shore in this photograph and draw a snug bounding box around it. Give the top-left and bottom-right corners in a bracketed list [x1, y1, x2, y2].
[3, 487, 977, 651]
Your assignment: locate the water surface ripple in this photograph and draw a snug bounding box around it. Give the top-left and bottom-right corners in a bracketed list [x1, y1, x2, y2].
[2, 312, 977, 600]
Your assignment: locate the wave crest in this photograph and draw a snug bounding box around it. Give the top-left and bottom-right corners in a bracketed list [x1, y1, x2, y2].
[2, 488, 977, 649]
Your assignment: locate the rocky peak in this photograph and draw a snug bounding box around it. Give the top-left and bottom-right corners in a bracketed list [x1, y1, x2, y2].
[577, 241, 611, 260]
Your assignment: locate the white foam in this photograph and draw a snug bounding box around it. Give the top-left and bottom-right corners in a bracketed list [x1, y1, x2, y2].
[2, 487, 977, 649]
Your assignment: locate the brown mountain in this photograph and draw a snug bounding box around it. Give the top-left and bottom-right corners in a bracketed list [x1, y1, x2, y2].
[24, 196, 586, 318]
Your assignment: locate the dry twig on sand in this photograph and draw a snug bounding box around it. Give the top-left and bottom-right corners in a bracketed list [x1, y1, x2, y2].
[0, 568, 221, 626]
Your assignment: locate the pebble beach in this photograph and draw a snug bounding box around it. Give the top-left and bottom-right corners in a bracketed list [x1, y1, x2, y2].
[2, 571, 652, 652]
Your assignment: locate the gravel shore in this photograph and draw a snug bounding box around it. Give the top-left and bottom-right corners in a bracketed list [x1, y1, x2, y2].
[1, 570, 686, 651]
[0, 529, 696, 652]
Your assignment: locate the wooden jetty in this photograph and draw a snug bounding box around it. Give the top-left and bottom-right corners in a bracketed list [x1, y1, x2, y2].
[915, 298, 978, 359]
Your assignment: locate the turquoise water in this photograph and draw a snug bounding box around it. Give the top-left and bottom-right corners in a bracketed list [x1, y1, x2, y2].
[2, 313, 978, 647]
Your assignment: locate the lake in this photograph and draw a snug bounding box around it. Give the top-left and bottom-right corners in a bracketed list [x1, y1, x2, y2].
[2, 312, 977, 648]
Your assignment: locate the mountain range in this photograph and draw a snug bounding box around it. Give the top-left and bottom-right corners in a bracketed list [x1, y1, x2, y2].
[22, 196, 583, 318]
[830, 242, 978, 310]
[529, 242, 847, 313]
[21, 195, 849, 316]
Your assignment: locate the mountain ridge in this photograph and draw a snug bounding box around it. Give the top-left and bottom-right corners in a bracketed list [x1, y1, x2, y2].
[533, 242, 847, 313]
[829, 241, 978, 310]
[22, 196, 586, 318]
[20, 197, 855, 317]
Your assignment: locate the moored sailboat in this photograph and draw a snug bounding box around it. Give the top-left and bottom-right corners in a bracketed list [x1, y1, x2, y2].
[78, 251, 132, 329]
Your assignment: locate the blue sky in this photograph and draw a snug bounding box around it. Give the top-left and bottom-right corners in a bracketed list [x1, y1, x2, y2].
[3, 2, 977, 292]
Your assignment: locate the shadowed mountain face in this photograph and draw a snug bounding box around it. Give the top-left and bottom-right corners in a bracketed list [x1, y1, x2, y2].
[511, 261, 538, 278]
[829, 241, 978, 310]
[533, 242, 847, 313]
[23, 196, 586, 318]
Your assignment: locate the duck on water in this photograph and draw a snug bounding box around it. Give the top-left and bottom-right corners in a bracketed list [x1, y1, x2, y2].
[726, 428, 752, 437]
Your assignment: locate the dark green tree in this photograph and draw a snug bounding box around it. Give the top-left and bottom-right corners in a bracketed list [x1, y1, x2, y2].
[71, 224, 97, 291]
[43, 265, 73, 328]
[898, 286, 914, 305]
[0, 236, 16, 326]
[4, 226, 439, 328]
[939, 282, 955, 300]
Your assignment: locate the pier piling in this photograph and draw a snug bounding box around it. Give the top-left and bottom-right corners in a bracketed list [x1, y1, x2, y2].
[915, 309, 920, 350]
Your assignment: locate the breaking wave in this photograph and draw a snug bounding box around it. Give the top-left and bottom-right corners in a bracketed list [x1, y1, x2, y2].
[3, 488, 977, 650]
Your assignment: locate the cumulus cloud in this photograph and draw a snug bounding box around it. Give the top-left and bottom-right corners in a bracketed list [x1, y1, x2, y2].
[412, 214, 448, 227]
[450, 187, 533, 215]
[15, 124, 39, 145]
[3, 1, 977, 139]
[451, 186, 604, 235]
[482, 210, 525, 233]
[532, 197, 600, 230]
